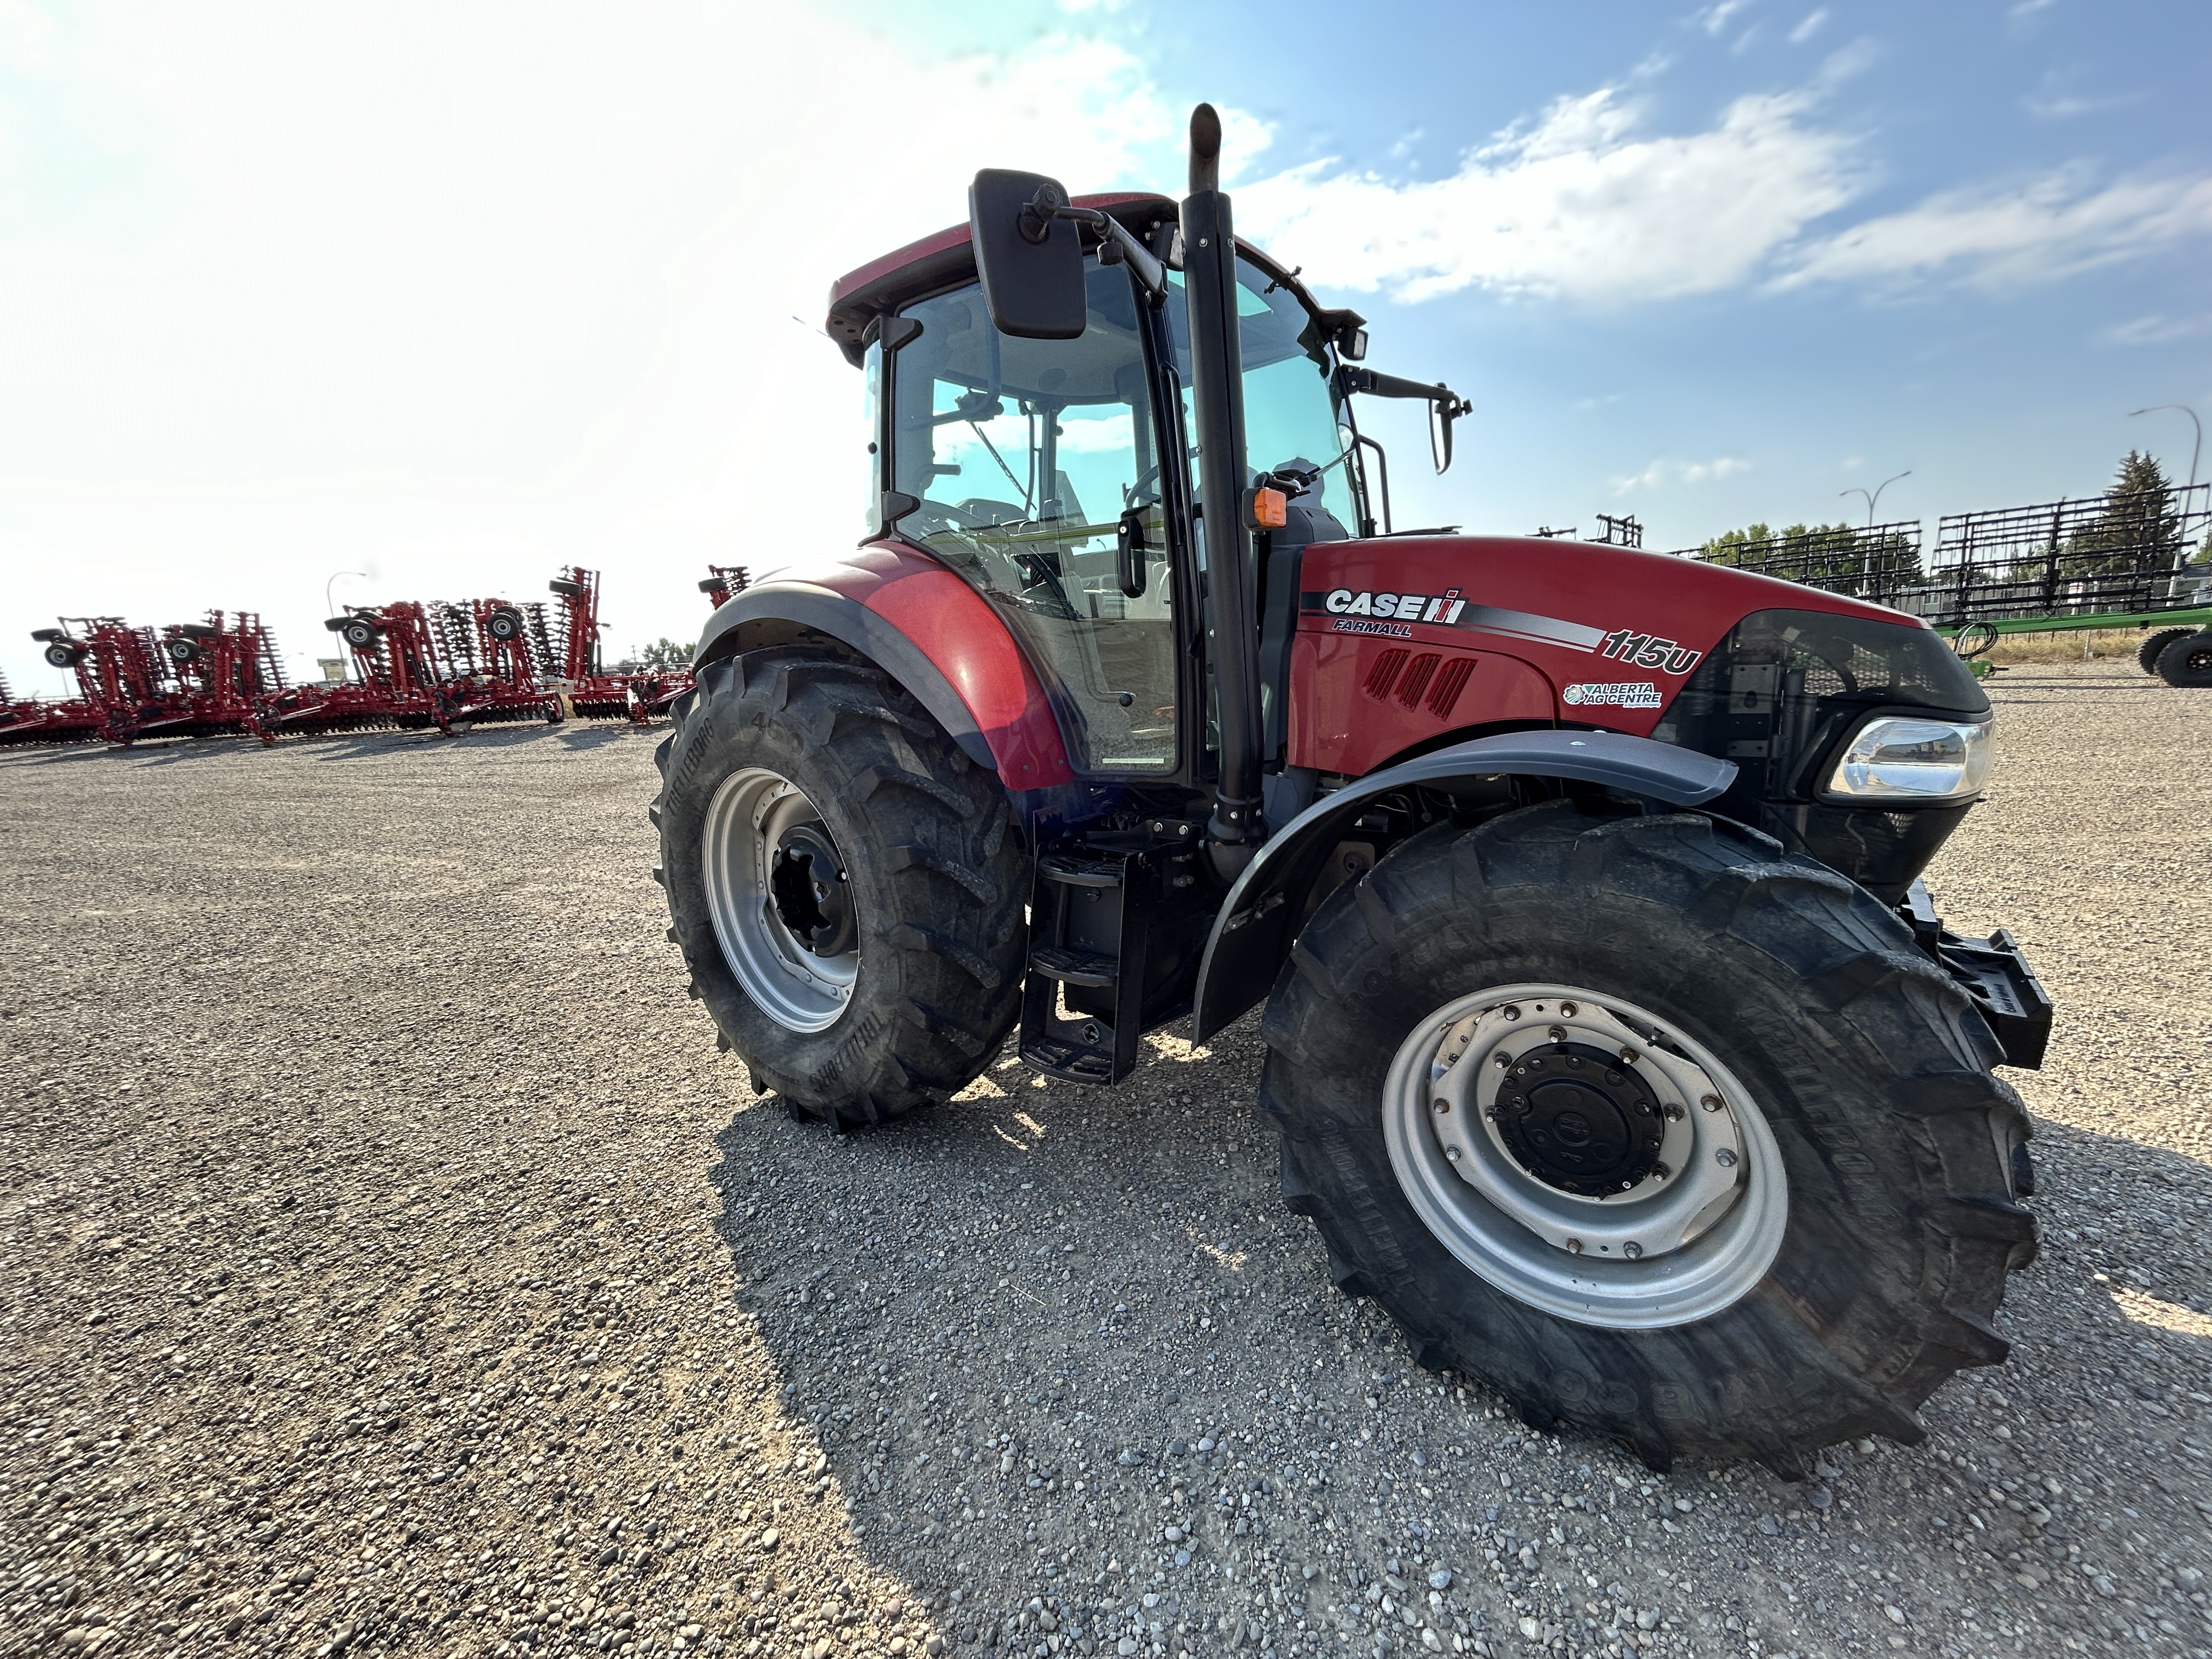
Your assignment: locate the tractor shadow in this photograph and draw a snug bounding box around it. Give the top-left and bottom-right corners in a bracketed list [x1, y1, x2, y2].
[696, 1023, 1344, 1620]
[696, 1036, 2212, 1649]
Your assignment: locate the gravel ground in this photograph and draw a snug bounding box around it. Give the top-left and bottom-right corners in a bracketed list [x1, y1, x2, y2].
[3, 661, 2208, 1659]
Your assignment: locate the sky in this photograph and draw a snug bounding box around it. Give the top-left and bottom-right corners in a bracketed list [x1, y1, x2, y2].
[3, 0, 2209, 696]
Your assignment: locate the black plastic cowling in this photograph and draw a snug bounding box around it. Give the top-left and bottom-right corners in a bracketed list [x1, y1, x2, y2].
[1651, 608, 1990, 904]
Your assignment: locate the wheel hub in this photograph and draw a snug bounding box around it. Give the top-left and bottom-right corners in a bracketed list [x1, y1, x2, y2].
[699, 768, 860, 1034]
[1383, 984, 1790, 1329]
[769, 822, 854, 957]
[1494, 1041, 1665, 1194]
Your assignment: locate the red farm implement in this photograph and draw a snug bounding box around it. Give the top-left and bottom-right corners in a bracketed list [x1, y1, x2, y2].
[542, 565, 698, 721]
[19, 618, 169, 745]
[431, 597, 563, 726]
[280, 595, 557, 736]
[0, 662, 104, 746]
[128, 612, 287, 743]
[699, 565, 752, 608]
[267, 601, 454, 735]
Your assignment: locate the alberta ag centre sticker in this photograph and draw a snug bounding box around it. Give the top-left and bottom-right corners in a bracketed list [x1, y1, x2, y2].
[1562, 681, 1662, 708]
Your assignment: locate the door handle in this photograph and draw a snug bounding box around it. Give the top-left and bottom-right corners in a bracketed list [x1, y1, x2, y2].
[1116, 507, 1149, 600]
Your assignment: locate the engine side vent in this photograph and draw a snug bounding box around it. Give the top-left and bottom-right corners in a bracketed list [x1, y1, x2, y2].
[1426, 655, 1476, 720]
[1362, 648, 1410, 700]
[1394, 653, 1441, 709]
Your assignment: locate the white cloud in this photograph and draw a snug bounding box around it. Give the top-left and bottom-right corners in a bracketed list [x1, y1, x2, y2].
[1778, 167, 2212, 291]
[1611, 456, 1750, 493]
[1699, 1, 1756, 36]
[2022, 88, 2140, 120]
[0, 4, 1241, 689]
[2100, 312, 2212, 346]
[1788, 9, 1829, 44]
[1235, 87, 1858, 303]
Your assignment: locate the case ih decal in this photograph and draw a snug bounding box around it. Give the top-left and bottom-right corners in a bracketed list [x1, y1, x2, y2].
[1304, 590, 1707, 674]
[1306, 589, 1617, 654]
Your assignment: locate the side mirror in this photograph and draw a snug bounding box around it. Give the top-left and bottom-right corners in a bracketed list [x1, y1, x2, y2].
[969, 169, 1087, 340]
[1429, 399, 1457, 475]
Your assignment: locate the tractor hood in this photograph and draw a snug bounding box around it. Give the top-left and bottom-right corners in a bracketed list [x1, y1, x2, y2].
[1282, 532, 1982, 778]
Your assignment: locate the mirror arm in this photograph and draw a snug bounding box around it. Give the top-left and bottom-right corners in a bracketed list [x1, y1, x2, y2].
[1335, 365, 1471, 417]
[1048, 205, 1170, 304]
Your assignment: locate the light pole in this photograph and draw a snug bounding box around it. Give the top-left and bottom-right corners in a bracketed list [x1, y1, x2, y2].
[325, 570, 369, 620]
[1840, 470, 1911, 527]
[324, 571, 368, 684]
[2128, 404, 2201, 491]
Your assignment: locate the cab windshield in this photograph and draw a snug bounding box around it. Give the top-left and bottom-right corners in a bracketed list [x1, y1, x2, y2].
[1164, 257, 1354, 530]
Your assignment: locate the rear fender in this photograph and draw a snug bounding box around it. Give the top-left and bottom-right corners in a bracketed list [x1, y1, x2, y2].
[1188, 729, 1737, 1041]
[694, 543, 1074, 787]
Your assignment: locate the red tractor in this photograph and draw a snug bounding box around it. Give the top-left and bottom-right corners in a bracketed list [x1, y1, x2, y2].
[650, 109, 2049, 1477]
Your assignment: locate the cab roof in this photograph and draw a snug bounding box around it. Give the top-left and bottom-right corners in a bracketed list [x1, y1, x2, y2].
[822, 191, 1316, 365]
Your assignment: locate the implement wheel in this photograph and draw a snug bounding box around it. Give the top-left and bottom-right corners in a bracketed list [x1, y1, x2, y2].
[2154, 629, 2212, 687]
[2138, 627, 2194, 675]
[1260, 800, 2036, 1475]
[651, 649, 1025, 1128]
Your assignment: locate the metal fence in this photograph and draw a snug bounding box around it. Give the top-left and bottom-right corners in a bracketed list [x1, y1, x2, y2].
[1663, 520, 1924, 606]
[1665, 483, 2212, 625]
[1900, 484, 2212, 625]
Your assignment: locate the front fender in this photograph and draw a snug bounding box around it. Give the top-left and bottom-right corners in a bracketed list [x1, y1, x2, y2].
[695, 543, 1074, 787]
[1188, 729, 1737, 1041]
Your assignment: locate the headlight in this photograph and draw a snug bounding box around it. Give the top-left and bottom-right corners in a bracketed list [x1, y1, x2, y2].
[1824, 715, 1991, 803]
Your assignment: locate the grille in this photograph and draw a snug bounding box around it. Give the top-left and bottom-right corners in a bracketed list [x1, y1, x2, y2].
[1362, 648, 1410, 699]
[1425, 656, 1475, 719]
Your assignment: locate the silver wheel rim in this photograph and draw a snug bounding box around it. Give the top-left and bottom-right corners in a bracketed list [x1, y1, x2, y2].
[1382, 982, 1787, 1329]
[700, 767, 858, 1034]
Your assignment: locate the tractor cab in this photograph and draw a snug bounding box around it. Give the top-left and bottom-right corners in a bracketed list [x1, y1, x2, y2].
[831, 192, 1413, 788]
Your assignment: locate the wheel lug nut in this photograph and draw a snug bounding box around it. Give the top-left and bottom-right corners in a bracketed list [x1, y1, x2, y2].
[1716, 1147, 1739, 1167]
[1622, 1242, 1644, 1260]
[1564, 1238, 1583, 1255]
[1619, 1047, 1639, 1065]
[1431, 1098, 1451, 1115]
[1651, 1162, 1670, 1180]
[1548, 1025, 1567, 1043]
[1700, 1093, 1723, 1113]
[1502, 1004, 1522, 1022]
[1493, 1050, 1511, 1069]
[1664, 1103, 1685, 1122]
[1560, 1002, 1577, 1017]
[1444, 1146, 1464, 1163]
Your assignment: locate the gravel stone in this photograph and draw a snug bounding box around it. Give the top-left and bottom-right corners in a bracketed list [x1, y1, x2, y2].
[1, 660, 2207, 1659]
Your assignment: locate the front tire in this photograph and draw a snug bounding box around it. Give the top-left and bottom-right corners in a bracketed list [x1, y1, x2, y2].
[1260, 800, 2036, 1475]
[652, 650, 1026, 1128]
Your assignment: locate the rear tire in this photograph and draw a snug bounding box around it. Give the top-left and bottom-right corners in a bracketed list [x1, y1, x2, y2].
[1260, 800, 2036, 1475]
[2154, 629, 2212, 687]
[651, 649, 1025, 1128]
[2137, 627, 2194, 675]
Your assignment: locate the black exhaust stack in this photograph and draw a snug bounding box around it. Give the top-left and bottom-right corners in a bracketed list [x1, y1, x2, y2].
[1180, 104, 1263, 874]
